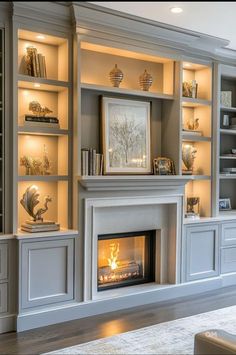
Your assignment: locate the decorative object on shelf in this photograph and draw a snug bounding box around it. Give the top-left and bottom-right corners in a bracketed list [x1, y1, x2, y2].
[222, 114, 230, 127]
[20, 185, 60, 232]
[222, 167, 236, 175]
[24, 46, 47, 78]
[182, 143, 197, 175]
[24, 101, 60, 128]
[109, 64, 124, 87]
[182, 80, 198, 98]
[221, 91, 232, 107]
[185, 197, 200, 219]
[186, 117, 199, 130]
[153, 157, 175, 175]
[102, 97, 151, 174]
[81, 148, 103, 176]
[139, 69, 153, 91]
[20, 144, 52, 176]
[219, 198, 232, 211]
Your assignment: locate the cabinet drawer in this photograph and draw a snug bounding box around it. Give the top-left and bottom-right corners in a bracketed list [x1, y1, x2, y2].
[0, 243, 8, 280]
[0, 283, 8, 313]
[221, 247, 236, 273]
[221, 223, 236, 246]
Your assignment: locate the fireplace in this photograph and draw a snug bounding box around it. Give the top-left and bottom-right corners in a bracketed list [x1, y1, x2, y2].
[97, 230, 156, 291]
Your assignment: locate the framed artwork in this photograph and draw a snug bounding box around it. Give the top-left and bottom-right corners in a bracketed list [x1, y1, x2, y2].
[153, 157, 175, 175]
[219, 198, 231, 211]
[102, 97, 151, 174]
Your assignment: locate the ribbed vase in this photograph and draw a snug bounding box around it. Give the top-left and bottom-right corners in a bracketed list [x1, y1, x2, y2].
[109, 64, 124, 87]
[139, 69, 153, 91]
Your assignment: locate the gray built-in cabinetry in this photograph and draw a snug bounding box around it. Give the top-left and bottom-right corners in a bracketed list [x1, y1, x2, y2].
[0, 1, 236, 333]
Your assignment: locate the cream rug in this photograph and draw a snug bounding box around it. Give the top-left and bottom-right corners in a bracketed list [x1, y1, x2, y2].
[46, 305, 236, 354]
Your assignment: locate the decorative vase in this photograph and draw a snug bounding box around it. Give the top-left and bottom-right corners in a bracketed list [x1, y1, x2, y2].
[109, 64, 123, 87]
[182, 144, 197, 174]
[139, 69, 153, 91]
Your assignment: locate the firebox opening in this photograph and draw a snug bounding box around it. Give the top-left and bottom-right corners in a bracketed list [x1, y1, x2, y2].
[97, 230, 156, 291]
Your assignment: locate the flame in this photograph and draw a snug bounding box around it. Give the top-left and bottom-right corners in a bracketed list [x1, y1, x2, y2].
[108, 242, 119, 270]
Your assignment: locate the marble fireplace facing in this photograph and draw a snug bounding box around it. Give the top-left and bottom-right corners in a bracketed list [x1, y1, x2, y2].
[83, 194, 182, 301]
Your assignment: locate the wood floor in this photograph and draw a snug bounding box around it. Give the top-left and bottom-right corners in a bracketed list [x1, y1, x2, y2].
[0, 285, 236, 354]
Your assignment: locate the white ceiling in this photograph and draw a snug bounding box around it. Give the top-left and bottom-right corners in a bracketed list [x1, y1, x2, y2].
[90, 2, 236, 51]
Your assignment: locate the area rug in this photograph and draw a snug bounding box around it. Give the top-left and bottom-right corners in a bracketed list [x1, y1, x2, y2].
[46, 305, 236, 354]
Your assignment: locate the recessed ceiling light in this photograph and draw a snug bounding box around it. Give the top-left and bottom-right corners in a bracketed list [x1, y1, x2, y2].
[34, 83, 41, 88]
[36, 35, 45, 40]
[184, 63, 191, 68]
[170, 7, 183, 14]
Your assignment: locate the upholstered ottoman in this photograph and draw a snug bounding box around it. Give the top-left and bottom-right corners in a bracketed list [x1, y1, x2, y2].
[194, 329, 236, 354]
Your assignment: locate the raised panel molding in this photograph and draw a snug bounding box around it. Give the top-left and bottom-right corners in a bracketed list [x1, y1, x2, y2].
[221, 247, 236, 274]
[184, 225, 219, 282]
[0, 243, 8, 281]
[221, 222, 236, 246]
[0, 283, 8, 313]
[20, 238, 74, 309]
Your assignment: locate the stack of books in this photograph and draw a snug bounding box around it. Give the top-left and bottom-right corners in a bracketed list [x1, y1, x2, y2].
[24, 115, 60, 129]
[81, 148, 103, 176]
[26, 46, 47, 78]
[21, 220, 60, 233]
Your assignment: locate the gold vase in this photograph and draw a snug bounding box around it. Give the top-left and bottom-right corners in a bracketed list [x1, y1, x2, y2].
[109, 64, 124, 87]
[139, 69, 153, 91]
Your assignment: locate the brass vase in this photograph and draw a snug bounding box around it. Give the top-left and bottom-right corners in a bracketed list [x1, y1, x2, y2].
[109, 64, 124, 87]
[139, 69, 153, 91]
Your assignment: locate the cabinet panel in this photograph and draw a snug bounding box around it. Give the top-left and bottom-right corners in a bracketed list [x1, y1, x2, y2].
[221, 247, 236, 274]
[221, 222, 236, 246]
[21, 238, 74, 309]
[0, 243, 8, 280]
[184, 225, 219, 282]
[0, 283, 7, 313]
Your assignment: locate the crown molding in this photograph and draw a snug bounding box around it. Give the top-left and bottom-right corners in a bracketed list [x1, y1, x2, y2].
[72, 2, 236, 63]
[11, 1, 72, 30]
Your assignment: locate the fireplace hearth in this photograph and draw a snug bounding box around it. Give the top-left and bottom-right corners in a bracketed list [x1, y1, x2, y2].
[97, 230, 155, 291]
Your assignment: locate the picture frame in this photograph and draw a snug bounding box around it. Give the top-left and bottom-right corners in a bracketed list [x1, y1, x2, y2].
[219, 198, 232, 211]
[102, 97, 151, 174]
[153, 157, 175, 175]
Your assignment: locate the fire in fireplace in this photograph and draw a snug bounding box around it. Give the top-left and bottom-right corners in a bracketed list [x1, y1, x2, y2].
[97, 230, 155, 291]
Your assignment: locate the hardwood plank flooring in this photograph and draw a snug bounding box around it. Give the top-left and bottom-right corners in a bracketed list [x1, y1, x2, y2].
[0, 285, 236, 354]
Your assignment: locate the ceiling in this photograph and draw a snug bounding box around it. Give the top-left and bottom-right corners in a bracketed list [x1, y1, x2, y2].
[89, 2, 236, 51]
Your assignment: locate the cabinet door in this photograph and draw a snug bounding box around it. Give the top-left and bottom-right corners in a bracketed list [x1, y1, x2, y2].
[221, 247, 236, 274]
[221, 222, 236, 247]
[184, 225, 219, 282]
[20, 237, 74, 309]
[0, 283, 8, 313]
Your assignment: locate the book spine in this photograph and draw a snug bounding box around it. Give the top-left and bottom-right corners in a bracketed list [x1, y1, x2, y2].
[92, 149, 96, 175]
[89, 148, 93, 176]
[32, 51, 37, 77]
[35, 54, 40, 77]
[81, 149, 89, 176]
[95, 154, 103, 175]
[43, 56, 47, 78]
[38, 54, 44, 78]
[25, 116, 59, 123]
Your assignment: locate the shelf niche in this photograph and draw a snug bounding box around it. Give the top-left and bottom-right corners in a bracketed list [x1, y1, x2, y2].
[18, 86, 68, 130]
[80, 42, 174, 96]
[18, 181, 68, 230]
[18, 29, 68, 82]
[182, 62, 212, 101]
[18, 134, 68, 176]
[182, 104, 211, 138]
[182, 141, 211, 176]
[185, 180, 211, 217]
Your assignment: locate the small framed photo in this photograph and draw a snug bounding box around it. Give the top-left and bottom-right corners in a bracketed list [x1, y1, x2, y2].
[219, 198, 232, 211]
[153, 157, 175, 175]
[102, 97, 151, 174]
[220, 91, 232, 108]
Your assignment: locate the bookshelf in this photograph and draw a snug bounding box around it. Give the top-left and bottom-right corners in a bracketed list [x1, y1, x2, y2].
[181, 62, 212, 218]
[15, 29, 72, 232]
[0, 30, 4, 233]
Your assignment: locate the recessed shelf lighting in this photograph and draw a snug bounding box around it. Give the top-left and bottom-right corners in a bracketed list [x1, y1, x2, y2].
[170, 7, 183, 14]
[34, 83, 41, 88]
[184, 63, 192, 68]
[36, 35, 45, 40]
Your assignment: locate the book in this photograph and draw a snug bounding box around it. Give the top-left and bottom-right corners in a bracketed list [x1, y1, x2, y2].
[81, 149, 103, 176]
[25, 115, 59, 123]
[42, 55, 47, 78]
[21, 224, 60, 233]
[24, 121, 60, 129]
[95, 153, 103, 175]
[25, 220, 56, 225]
[92, 149, 96, 175]
[81, 149, 89, 176]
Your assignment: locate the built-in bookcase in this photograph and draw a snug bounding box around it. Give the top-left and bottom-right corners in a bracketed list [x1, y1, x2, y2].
[15, 29, 72, 232]
[218, 65, 236, 216]
[181, 62, 213, 217]
[0, 29, 4, 233]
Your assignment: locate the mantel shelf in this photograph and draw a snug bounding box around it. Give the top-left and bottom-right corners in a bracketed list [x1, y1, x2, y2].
[80, 83, 175, 100]
[78, 175, 190, 191]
